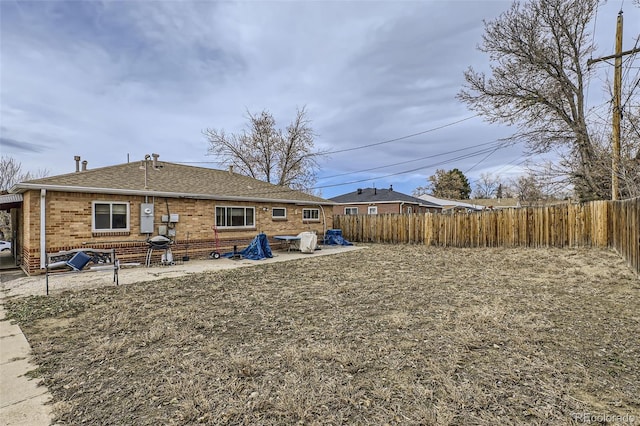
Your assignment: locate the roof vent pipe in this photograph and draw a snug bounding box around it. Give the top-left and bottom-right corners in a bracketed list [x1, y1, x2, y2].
[82, 160, 88, 171]
[389, 185, 393, 191]
[74, 156, 81, 172]
[228, 165, 234, 174]
[357, 188, 362, 195]
[151, 153, 159, 169]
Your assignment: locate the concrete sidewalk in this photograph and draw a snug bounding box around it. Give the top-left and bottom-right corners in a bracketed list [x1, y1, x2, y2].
[0, 303, 53, 426]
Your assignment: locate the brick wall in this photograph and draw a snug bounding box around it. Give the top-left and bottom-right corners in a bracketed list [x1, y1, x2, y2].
[20, 190, 333, 275]
[332, 202, 437, 215]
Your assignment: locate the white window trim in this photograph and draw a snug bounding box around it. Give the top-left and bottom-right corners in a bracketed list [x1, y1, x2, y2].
[272, 207, 287, 219]
[302, 208, 320, 221]
[215, 206, 256, 229]
[368, 206, 378, 215]
[92, 201, 130, 232]
[344, 207, 358, 215]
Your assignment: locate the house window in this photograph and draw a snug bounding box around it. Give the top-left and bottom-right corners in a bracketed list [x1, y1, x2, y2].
[407, 206, 413, 214]
[272, 207, 287, 219]
[93, 202, 129, 231]
[216, 206, 255, 228]
[303, 208, 320, 221]
[368, 206, 378, 215]
[345, 207, 358, 215]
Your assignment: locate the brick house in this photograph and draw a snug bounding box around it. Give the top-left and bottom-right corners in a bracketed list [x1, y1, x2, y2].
[4, 156, 335, 275]
[330, 187, 441, 215]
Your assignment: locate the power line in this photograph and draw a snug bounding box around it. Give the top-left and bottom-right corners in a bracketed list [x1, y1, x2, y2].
[177, 114, 479, 166]
[493, 156, 530, 175]
[324, 114, 478, 155]
[213, 142, 516, 198]
[172, 137, 521, 197]
[172, 113, 528, 196]
[313, 144, 513, 191]
[463, 145, 501, 174]
[317, 139, 506, 181]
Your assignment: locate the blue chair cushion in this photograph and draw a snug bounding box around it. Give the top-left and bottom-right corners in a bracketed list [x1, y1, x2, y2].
[66, 251, 91, 271]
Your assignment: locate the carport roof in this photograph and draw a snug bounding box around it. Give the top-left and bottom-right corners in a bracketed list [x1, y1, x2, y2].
[0, 193, 23, 210]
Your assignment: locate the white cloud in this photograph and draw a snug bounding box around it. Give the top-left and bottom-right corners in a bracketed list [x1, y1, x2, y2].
[1, 0, 637, 197]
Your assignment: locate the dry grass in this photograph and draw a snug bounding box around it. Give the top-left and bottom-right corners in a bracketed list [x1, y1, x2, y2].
[5, 244, 640, 425]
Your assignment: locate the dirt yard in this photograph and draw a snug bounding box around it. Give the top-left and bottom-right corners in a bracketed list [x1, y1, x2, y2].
[4, 244, 640, 425]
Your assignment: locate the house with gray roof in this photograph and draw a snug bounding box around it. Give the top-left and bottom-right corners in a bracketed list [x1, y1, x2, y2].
[330, 186, 441, 215]
[3, 154, 335, 275]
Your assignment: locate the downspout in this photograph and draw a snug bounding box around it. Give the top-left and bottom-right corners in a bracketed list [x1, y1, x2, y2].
[399, 202, 405, 214]
[40, 189, 47, 269]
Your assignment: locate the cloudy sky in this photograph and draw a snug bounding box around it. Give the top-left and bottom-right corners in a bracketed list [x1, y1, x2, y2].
[1, 0, 637, 198]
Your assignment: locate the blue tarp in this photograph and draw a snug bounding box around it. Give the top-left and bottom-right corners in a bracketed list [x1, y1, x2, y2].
[323, 229, 353, 246]
[223, 233, 273, 260]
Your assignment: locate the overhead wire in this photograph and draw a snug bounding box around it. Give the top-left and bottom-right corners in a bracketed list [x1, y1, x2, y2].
[177, 114, 481, 166]
[179, 113, 498, 189]
[323, 114, 479, 155]
[241, 142, 516, 196]
[463, 145, 501, 174]
[317, 138, 507, 181]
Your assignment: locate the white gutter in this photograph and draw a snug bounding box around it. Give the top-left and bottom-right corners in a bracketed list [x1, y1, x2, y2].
[12, 183, 337, 206]
[40, 189, 46, 269]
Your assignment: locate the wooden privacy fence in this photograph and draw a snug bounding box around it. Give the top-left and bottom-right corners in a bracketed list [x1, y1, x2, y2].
[333, 198, 639, 274]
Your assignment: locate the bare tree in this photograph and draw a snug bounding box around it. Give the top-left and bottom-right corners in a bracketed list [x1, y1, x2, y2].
[619, 94, 640, 198]
[472, 172, 502, 199]
[510, 174, 545, 205]
[0, 155, 48, 192]
[0, 156, 23, 192]
[457, 0, 608, 200]
[204, 107, 327, 193]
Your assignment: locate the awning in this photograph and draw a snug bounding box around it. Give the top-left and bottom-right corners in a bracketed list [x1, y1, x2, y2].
[0, 193, 23, 210]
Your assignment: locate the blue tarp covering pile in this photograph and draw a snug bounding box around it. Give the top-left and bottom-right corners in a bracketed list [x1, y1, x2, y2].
[323, 229, 353, 246]
[224, 233, 273, 260]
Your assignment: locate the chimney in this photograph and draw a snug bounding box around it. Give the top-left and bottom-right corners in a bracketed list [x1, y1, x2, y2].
[228, 165, 234, 174]
[81, 160, 88, 171]
[74, 156, 81, 172]
[151, 153, 159, 169]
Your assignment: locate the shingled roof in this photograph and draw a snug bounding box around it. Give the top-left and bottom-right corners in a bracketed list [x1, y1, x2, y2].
[11, 161, 331, 205]
[330, 187, 441, 208]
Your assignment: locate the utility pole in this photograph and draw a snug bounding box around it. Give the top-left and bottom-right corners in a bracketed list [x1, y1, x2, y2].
[587, 11, 640, 200]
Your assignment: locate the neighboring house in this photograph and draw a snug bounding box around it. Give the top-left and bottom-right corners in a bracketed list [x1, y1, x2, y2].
[330, 186, 441, 215]
[416, 194, 484, 212]
[417, 194, 522, 212]
[468, 198, 521, 210]
[2, 155, 335, 275]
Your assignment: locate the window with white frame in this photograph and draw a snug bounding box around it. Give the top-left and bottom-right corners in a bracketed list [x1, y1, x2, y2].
[216, 206, 255, 228]
[345, 207, 358, 215]
[302, 208, 320, 221]
[368, 206, 378, 215]
[93, 201, 129, 231]
[272, 207, 287, 219]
